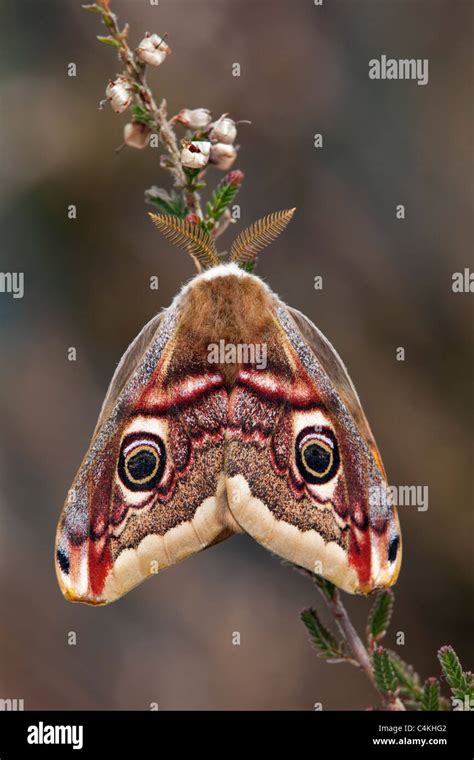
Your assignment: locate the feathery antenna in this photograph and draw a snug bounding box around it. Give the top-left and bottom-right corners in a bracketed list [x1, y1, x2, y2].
[229, 208, 295, 266]
[148, 213, 220, 271]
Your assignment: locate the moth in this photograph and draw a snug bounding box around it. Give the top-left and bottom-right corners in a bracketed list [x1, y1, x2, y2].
[55, 209, 401, 605]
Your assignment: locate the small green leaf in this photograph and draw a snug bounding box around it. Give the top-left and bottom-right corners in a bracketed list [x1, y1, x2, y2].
[207, 178, 241, 223]
[145, 187, 187, 219]
[367, 589, 394, 644]
[313, 574, 337, 601]
[386, 649, 422, 700]
[81, 3, 101, 12]
[438, 646, 473, 702]
[301, 608, 345, 662]
[131, 104, 155, 127]
[372, 646, 398, 694]
[184, 167, 200, 181]
[102, 13, 115, 31]
[97, 35, 120, 48]
[420, 677, 441, 711]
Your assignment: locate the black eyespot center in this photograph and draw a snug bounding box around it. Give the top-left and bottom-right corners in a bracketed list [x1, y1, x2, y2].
[302, 440, 332, 478]
[125, 446, 159, 484]
[295, 426, 340, 485]
[118, 433, 166, 491]
[388, 535, 399, 563]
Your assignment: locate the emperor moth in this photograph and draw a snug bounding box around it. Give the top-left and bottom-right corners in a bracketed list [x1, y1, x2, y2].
[55, 209, 401, 605]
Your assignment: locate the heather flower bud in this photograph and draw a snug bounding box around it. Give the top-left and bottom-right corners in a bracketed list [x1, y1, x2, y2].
[175, 108, 212, 130]
[185, 213, 201, 225]
[106, 76, 132, 113]
[209, 114, 237, 144]
[210, 142, 237, 170]
[181, 140, 211, 169]
[137, 33, 171, 67]
[225, 169, 245, 187]
[124, 122, 151, 149]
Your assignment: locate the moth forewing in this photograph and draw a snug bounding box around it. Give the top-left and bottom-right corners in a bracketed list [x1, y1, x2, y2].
[55, 294, 236, 605]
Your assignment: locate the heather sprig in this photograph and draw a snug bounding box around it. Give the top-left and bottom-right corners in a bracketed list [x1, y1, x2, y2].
[300, 574, 472, 712]
[83, 0, 246, 242]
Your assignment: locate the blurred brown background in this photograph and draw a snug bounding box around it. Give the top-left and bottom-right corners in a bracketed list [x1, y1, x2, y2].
[0, 0, 472, 710]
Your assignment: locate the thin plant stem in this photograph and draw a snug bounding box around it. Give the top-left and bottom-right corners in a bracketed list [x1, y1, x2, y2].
[296, 565, 405, 711]
[322, 586, 405, 711]
[96, 0, 202, 215]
